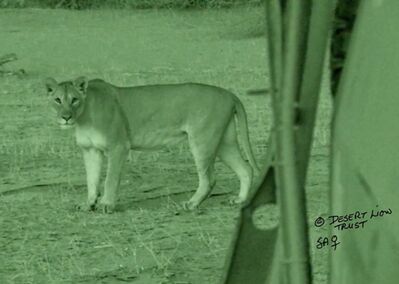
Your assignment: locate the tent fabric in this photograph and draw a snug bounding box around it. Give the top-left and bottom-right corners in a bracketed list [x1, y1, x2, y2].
[330, 1, 399, 283]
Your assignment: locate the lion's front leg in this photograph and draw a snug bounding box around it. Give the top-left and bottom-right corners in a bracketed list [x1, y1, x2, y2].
[98, 145, 128, 213]
[82, 147, 103, 211]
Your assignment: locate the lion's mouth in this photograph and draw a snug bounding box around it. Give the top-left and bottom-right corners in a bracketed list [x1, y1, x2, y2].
[59, 122, 75, 129]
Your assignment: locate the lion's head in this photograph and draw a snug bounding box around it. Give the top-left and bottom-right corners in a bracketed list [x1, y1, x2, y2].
[44, 76, 88, 129]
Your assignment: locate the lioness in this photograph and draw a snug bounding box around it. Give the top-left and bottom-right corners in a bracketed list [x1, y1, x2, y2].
[45, 76, 259, 213]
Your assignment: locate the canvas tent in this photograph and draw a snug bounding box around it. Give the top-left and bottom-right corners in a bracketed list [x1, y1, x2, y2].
[329, 1, 399, 283]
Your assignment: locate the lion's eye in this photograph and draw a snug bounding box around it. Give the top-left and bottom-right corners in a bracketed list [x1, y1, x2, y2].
[54, 97, 61, 104]
[71, 97, 79, 105]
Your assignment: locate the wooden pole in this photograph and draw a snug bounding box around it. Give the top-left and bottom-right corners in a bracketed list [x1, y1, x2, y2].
[273, 0, 312, 282]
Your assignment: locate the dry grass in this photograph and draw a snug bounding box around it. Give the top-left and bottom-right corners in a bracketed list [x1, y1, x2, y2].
[0, 6, 331, 283]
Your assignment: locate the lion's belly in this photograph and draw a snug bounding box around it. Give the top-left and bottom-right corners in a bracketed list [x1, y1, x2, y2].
[129, 128, 186, 150]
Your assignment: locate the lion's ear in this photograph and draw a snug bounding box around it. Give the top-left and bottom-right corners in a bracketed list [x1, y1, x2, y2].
[44, 77, 58, 96]
[73, 76, 88, 95]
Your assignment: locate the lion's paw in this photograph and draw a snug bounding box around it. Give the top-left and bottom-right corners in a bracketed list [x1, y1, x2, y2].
[96, 202, 116, 214]
[182, 201, 205, 215]
[182, 201, 198, 211]
[228, 196, 246, 207]
[76, 202, 97, 212]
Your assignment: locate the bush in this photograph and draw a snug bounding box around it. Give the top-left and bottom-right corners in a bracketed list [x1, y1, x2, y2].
[0, 0, 261, 9]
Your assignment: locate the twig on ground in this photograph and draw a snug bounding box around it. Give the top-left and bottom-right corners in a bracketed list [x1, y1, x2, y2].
[0, 53, 17, 66]
[0, 179, 86, 195]
[0, 53, 26, 77]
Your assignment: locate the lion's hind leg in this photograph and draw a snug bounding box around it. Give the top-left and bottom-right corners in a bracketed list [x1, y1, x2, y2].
[218, 120, 253, 205]
[184, 132, 220, 210]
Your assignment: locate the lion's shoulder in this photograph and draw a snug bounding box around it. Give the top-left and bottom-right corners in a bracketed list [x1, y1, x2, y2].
[87, 79, 109, 89]
[86, 79, 117, 99]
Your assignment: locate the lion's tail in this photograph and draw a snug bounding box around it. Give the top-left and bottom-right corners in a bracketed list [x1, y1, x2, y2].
[234, 97, 260, 175]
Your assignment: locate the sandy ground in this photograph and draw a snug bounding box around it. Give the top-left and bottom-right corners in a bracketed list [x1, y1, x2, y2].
[0, 7, 331, 283]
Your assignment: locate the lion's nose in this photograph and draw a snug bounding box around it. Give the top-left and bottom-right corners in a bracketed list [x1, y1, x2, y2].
[62, 115, 72, 122]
